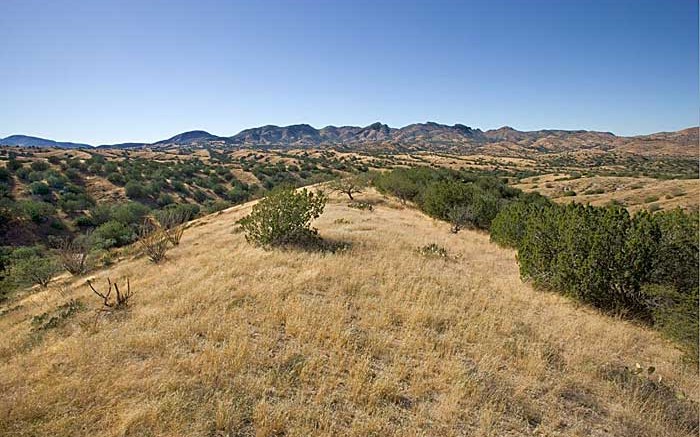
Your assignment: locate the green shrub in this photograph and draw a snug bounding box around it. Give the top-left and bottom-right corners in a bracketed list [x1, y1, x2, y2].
[203, 200, 231, 214]
[226, 186, 250, 203]
[374, 169, 421, 204]
[19, 200, 55, 223]
[643, 284, 698, 359]
[7, 159, 22, 172]
[494, 198, 698, 359]
[111, 202, 150, 226]
[30, 161, 49, 172]
[93, 220, 135, 248]
[239, 187, 326, 248]
[125, 181, 147, 199]
[29, 181, 51, 196]
[107, 173, 125, 185]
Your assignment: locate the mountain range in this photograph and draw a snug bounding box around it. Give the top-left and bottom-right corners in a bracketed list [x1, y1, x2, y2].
[1, 122, 697, 157]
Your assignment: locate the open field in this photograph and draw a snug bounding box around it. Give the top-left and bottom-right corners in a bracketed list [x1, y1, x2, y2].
[1, 189, 697, 436]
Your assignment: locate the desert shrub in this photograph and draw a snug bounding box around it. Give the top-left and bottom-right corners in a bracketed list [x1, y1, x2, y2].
[347, 201, 373, 211]
[650, 209, 698, 303]
[138, 218, 170, 263]
[203, 200, 231, 214]
[57, 233, 93, 275]
[29, 181, 51, 196]
[192, 189, 208, 202]
[93, 220, 135, 248]
[643, 284, 698, 359]
[494, 199, 699, 359]
[31, 299, 85, 331]
[490, 194, 551, 248]
[7, 158, 22, 172]
[8, 247, 60, 288]
[30, 161, 49, 172]
[226, 185, 250, 203]
[376, 168, 518, 230]
[107, 172, 125, 185]
[88, 277, 133, 310]
[125, 180, 148, 199]
[155, 208, 191, 245]
[111, 202, 150, 226]
[374, 169, 422, 204]
[239, 187, 326, 248]
[58, 192, 95, 213]
[157, 193, 174, 207]
[417, 243, 449, 258]
[19, 200, 55, 223]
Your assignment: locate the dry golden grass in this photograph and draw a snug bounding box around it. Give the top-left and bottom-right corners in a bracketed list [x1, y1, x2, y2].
[517, 174, 700, 212]
[0, 189, 697, 436]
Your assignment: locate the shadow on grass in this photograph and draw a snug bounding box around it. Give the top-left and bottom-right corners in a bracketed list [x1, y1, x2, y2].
[255, 232, 353, 255]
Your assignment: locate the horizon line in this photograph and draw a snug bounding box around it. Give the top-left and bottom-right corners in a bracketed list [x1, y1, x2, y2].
[1, 122, 697, 147]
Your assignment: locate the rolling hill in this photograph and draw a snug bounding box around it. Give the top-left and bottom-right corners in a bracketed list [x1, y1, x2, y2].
[0, 135, 91, 149]
[0, 189, 696, 436]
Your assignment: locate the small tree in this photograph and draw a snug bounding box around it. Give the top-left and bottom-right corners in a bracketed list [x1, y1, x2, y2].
[9, 248, 60, 288]
[329, 175, 367, 200]
[239, 187, 326, 247]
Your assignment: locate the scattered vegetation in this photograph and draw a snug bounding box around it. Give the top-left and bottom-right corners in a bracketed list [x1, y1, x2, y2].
[31, 298, 84, 331]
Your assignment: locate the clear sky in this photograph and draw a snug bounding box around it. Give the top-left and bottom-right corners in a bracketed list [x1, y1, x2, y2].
[1, 0, 697, 145]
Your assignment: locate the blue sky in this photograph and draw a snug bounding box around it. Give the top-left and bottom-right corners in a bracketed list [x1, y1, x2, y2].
[1, 0, 697, 145]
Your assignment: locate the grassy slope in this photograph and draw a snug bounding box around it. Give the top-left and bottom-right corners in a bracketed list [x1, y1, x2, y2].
[0, 189, 697, 436]
[516, 174, 699, 213]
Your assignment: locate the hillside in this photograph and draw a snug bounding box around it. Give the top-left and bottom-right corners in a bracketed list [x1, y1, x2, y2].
[0, 135, 90, 149]
[0, 189, 697, 436]
[515, 174, 700, 212]
[0, 145, 696, 253]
